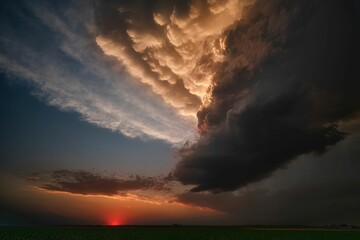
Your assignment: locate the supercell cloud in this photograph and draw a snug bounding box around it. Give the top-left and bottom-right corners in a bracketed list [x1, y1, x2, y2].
[93, 0, 359, 193]
[173, 0, 360, 192]
[92, 0, 360, 193]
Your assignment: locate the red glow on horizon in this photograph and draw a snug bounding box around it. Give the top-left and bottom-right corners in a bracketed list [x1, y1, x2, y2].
[106, 217, 125, 226]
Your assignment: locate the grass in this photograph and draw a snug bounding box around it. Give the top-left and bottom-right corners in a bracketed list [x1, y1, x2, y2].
[1, 226, 360, 240]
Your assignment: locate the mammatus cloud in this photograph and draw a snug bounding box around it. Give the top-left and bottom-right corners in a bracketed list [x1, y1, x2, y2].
[95, 0, 254, 117]
[174, 0, 360, 192]
[30, 170, 171, 196]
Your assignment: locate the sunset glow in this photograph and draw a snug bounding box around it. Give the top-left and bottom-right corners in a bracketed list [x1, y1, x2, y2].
[106, 217, 124, 226]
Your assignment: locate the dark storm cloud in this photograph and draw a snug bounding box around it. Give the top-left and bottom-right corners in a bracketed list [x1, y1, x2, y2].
[32, 170, 171, 196]
[177, 183, 360, 225]
[174, 0, 360, 193]
[177, 127, 360, 224]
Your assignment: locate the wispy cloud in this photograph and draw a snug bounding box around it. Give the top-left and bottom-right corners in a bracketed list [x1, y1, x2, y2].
[0, 1, 196, 145]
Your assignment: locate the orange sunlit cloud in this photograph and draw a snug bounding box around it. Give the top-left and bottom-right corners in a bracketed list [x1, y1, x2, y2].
[96, 0, 255, 118]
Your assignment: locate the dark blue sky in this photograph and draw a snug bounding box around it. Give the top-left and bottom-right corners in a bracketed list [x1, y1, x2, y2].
[0, 0, 184, 177]
[0, 74, 173, 175]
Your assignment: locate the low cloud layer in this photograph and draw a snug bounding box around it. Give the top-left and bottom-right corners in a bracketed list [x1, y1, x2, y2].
[30, 170, 171, 196]
[174, 0, 360, 192]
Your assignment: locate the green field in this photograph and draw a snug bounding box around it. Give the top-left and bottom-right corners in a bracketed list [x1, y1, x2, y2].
[1, 226, 360, 240]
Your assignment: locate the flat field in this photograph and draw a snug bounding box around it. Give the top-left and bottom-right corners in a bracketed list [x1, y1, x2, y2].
[1, 226, 360, 240]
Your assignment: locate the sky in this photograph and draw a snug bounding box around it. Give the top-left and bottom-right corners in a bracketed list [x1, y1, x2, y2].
[0, 0, 360, 226]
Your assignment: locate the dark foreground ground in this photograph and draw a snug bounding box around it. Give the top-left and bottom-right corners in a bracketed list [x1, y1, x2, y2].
[1, 226, 360, 240]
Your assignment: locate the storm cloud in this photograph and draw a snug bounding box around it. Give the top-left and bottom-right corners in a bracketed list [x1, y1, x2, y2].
[176, 127, 360, 224]
[174, 0, 360, 192]
[177, 183, 360, 225]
